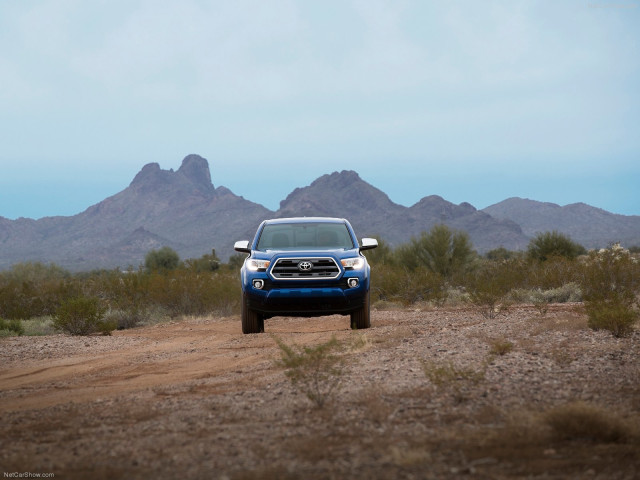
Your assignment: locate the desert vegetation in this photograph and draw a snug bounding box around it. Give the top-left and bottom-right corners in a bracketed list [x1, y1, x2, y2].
[0, 248, 241, 336]
[0, 227, 638, 338]
[1, 227, 639, 479]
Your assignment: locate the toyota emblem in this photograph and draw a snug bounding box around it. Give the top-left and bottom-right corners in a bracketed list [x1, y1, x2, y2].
[297, 261, 313, 271]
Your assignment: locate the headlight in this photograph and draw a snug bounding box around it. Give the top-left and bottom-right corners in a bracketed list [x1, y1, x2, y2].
[341, 257, 364, 269]
[247, 259, 270, 271]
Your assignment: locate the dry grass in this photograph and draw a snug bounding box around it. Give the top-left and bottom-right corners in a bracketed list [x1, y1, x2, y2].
[529, 313, 588, 336]
[421, 359, 486, 390]
[488, 337, 514, 356]
[543, 401, 636, 443]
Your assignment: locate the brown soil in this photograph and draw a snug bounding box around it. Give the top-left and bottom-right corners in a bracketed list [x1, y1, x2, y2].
[1, 305, 639, 479]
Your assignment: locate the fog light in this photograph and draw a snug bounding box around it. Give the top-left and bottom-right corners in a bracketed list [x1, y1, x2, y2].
[252, 279, 264, 290]
[347, 278, 359, 288]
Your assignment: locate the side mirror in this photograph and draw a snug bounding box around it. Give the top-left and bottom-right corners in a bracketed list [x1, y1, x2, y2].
[360, 238, 378, 251]
[234, 240, 251, 253]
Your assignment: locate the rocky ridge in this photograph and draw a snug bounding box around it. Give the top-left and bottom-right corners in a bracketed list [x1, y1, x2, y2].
[1, 154, 638, 271]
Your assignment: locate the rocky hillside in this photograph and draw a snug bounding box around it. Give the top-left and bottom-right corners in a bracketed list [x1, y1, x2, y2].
[483, 198, 640, 249]
[277, 171, 529, 252]
[1, 155, 638, 271]
[0, 155, 270, 270]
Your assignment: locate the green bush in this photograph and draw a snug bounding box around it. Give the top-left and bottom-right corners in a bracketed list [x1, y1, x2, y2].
[371, 264, 447, 306]
[0, 317, 24, 336]
[144, 269, 240, 317]
[184, 249, 221, 273]
[145, 246, 180, 272]
[397, 224, 475, 278]
[20, 316, 57, 336]
[579, 244, 639, 337]
[466, 259, 526, 318]
[363, 236, 394, 266]
[53, 296, 106, 336]
[525, 256, 579, 290]
[527, 231, 586, 262]
[485, 247, 519, 261]
[103, 309, 142, 330]
[226, 253, 247, 270]
[585, 300, 638, 338]
[0, 262, 78, 319]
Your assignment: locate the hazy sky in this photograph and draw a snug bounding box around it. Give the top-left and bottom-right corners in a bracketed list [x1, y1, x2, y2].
[1, 0, 638, 219]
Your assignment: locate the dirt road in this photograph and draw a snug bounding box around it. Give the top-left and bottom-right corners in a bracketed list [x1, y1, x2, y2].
[1, 307, 639, 479]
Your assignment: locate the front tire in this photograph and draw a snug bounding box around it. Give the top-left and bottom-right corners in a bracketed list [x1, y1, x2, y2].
[350, 290, 371, 330]
[241, 293, 264, 334]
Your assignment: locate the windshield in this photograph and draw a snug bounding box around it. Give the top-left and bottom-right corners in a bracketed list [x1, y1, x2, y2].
[257, 223, 354, 250]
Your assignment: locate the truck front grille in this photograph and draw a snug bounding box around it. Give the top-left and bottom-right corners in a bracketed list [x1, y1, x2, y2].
[270, 257, 340, 280]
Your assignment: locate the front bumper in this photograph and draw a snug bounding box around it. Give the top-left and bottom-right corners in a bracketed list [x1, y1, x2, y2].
[245, 285, 367, 316]
[242, 267, 369, 317]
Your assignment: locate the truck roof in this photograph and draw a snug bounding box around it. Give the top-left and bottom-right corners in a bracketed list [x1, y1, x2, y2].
[263, 217, 347, 225]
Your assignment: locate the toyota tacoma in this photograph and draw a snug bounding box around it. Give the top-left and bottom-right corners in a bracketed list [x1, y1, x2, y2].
[234, 217, 378, 334]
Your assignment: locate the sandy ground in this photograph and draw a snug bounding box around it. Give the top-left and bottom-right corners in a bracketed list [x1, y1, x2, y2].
[1, 305, 639, 479]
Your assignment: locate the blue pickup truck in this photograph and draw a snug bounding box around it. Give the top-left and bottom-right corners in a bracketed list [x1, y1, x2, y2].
[234, 217, 378, 334]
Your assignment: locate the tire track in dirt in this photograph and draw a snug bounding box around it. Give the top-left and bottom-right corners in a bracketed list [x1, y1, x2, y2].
[0, 314, 352, 413]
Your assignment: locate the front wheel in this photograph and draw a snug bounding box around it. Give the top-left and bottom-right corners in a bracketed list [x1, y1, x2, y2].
[241, 293, 264, 334]
[350, 291, 371, 330]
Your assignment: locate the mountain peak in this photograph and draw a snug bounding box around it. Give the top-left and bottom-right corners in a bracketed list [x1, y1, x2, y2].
[178, 154, 214, 191]
[129, 155, 214, 195]
[314, 170, 361, 187]
[131, 162, 163, 185]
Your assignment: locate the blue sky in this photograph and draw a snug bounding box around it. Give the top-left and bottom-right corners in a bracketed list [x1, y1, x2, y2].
[1, 0, 638, 219]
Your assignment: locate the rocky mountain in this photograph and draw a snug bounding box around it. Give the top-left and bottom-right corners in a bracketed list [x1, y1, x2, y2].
[483, 198, 640, 249]
[1, 155, 638, 271]
[0, 155, 270, 270]
[277, 172, 530, 252]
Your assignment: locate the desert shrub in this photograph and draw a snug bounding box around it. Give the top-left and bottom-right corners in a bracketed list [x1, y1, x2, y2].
[0, 262, 78, 319]
[52, 296, 107, 336]
[525, 256, 579, 290]
[579, 244, 639, 303]
[396, 224, 475, 278]
[145, 246, 180, 272]
[421, 359, 485, 387]
[363, 236, 394, 266]
[0, 317, 24, 336]
[371, 264, 447, 306]
[579, 244, 639, 337]
[443, 286, 470, 306]
[226, 253, 247, 270]
[0, 255, 245, 323]
[537, 282, 582, 303]
[544, 402, 633, 443]
[527, 231, 586, 262]
[585, 300, 638, 338]
[489, 338, 514, 356]
[508, 282, 583, 314]
[274, 335, 347, 408]
[103, 309, 142, 330]
[485, 247, 519, 261]
[20, 316, 57, 336]
[465, 259, 527, 318]
[83, 265, 241, 319]
[144, 269, 240, 317]
[90, 269, 152, 314]
[184, 249, 221, 273]
[96, 317, 118, 335]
